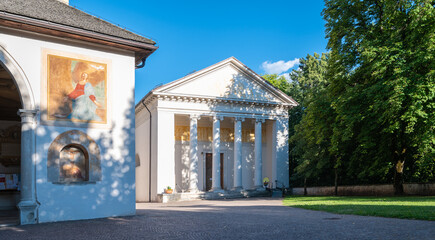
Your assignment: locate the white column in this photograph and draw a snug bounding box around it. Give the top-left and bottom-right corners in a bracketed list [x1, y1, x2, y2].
[212, 115, 223, 192]
[189, 115, 200, 192]
[17, 109, 38, 225]
[233, 117, 244, 190]
[254, 118, 265, 189]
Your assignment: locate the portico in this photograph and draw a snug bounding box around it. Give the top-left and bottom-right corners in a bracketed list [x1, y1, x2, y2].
[135, 57, 297, 202]
[181, 114, 270, 192]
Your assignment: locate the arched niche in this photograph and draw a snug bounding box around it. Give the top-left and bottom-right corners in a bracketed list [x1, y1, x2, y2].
[47, 130, 101, 183]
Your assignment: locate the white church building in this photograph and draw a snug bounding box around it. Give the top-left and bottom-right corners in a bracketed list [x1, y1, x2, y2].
[0, 0, 156, 224]
[135, 57, 297, 202]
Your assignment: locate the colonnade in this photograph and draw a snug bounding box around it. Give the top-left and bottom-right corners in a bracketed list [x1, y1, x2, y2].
[188, 115, 266, 192]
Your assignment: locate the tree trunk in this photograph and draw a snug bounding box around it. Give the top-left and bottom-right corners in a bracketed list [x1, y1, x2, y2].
[303, 178, 307, 196]
[334, 168, 338, 196]
[394, 160, 405, 195]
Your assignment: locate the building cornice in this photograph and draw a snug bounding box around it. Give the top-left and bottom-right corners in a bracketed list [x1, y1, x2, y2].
[135, 92, 292, 114]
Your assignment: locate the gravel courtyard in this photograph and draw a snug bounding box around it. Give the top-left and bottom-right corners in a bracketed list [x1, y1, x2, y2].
[0, 198, 434, 240]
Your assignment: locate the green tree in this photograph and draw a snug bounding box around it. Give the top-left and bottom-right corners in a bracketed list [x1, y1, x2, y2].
[264, 53, 333, 189]
[323, 0, 435, 193]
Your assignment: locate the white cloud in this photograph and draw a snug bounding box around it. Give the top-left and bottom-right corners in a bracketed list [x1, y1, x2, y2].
[261, 58, 300, 75]
[280, 73, 291, 81]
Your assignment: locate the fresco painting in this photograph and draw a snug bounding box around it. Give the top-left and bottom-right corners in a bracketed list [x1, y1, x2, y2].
[47, 54, 107, 123]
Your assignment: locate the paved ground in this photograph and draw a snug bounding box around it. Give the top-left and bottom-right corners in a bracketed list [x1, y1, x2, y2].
[0, 198, 434, 240]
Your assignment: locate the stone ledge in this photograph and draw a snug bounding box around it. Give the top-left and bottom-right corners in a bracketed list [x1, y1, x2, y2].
[157, 189, 271, 203]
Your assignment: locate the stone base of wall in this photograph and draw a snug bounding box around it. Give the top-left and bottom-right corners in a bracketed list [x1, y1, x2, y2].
[157, 189, 272, 203]
[292, 183, 435, 196]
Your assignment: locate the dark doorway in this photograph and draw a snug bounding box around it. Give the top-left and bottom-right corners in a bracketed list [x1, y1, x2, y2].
[205, 153, 224, 191]
[0, 63, 21, 225]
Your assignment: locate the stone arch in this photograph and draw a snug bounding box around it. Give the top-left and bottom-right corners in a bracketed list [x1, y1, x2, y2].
[0, 44, 38, 224]
[0, 45, 35, 110]
[47, 130, 102, 183]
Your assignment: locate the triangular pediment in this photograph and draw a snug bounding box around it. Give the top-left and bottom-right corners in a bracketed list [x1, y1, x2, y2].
[154, 57, 297, 105]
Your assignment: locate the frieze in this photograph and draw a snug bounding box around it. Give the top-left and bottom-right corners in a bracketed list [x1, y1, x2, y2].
[135, 92, 292, 114]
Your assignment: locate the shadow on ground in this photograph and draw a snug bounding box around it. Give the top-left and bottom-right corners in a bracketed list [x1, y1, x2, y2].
[0, 198, 434, 240]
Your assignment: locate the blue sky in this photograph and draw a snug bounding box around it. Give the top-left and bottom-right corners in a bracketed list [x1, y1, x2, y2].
[69, 0, 328, 103]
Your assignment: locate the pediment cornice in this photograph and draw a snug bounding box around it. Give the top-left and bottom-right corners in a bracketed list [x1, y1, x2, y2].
[135, 91, 291, 114]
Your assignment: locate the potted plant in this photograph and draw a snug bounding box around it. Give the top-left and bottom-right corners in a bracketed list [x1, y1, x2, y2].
[164, 186, 173, 194]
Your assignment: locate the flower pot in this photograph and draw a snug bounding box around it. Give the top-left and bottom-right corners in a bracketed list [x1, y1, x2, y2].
[165, 189, 173, 194]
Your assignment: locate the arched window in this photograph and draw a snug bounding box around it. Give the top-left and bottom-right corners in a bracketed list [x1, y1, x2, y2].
[47, 130, 101, 183]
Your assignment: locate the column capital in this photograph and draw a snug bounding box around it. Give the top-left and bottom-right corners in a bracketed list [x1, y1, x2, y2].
[234, 116, 245, 122]
[255, 118, 266, 123]
[213, 115, 224, 121]
[190, 114, 201, 121]
[18, 109, 38, 123]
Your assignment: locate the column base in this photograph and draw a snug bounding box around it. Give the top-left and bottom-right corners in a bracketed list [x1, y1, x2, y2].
[210, 188, 225, 193]
[231, 186, 243, 192]
[188, 188, 200, 193]
[17, 200, 39, 225]
[255, 186, 267, 192]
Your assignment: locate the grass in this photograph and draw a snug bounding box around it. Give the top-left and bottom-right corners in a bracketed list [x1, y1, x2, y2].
[283, 195, 435, 221]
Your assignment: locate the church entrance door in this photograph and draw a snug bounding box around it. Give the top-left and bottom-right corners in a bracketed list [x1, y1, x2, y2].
[205, 153, 224, 191]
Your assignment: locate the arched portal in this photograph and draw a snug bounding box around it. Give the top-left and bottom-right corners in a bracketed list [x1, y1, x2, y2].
[0, 45, 37, 225]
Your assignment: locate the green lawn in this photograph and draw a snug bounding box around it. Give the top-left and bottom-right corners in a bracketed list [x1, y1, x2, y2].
[283, 196, 435, 221]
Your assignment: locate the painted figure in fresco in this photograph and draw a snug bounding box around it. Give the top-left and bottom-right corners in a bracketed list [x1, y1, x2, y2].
[64, 72, 102, 121]
[60, 146, 85, 181]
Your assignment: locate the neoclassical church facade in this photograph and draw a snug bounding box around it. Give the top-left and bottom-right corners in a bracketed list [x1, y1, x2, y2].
[136, 57, 297, 202]
[0, 0, 156, 224]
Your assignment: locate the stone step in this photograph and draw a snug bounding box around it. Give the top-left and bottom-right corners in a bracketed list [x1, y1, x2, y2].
[157, 189, 272, 203]
[271, 190, 283, 198]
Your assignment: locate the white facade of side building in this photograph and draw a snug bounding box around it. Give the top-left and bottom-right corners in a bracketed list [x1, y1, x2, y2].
[135, 57, 297, 202]
[0, 26, 137, 223]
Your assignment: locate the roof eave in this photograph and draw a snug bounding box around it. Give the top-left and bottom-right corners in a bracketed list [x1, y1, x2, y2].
[0, 11, 158, 65]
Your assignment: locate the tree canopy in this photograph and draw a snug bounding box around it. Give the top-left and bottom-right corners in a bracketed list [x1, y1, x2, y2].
[264, 1, 435, 193]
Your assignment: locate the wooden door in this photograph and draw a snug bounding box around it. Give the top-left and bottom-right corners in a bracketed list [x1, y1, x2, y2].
[220, 153, 224, 189]
[205, 153, 224, 191]
[205, 153, 212, 191]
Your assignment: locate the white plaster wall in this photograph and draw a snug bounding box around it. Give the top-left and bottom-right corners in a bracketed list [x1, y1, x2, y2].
[135, 110, 150, 202]
[174, 141, 189, 192]
[149, 105, 159, 201]
[0, 27, 137, 222]
[155, 110, 175, 195]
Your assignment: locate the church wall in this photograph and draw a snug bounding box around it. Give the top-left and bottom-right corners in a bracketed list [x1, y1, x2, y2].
[135, 110, 150, 202]
[156, 110, 175, 196]
[1, 27, 137, 222]
[263, 120, 275, 187]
